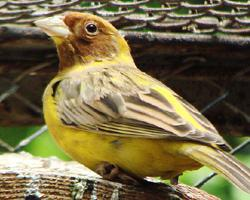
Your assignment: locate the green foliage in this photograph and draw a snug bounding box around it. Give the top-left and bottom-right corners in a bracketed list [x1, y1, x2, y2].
[0, 126, 69, 160]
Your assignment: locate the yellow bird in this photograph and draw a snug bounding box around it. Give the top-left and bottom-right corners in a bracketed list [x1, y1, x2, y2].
[35, 12, 250, 193]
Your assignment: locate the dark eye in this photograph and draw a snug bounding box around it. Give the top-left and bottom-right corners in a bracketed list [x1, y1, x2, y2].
[85, 22, 98, 35]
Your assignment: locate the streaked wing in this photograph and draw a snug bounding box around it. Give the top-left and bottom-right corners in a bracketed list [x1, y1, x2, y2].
[53, 66, 230, 150]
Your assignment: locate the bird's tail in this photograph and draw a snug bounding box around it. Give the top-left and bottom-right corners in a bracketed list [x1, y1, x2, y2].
[180, 144, 250, 193]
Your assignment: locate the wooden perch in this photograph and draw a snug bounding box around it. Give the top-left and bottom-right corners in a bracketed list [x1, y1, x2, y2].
[0, 153, 219, 200]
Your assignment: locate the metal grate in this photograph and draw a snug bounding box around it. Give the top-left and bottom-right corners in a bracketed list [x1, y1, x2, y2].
[0, 0, 250, 35]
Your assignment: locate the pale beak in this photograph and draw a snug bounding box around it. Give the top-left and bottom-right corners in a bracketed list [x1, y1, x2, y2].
[34, 15, 71, 37]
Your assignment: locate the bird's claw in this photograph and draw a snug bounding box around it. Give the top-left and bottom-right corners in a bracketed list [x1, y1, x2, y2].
[95, 162, 141, 185]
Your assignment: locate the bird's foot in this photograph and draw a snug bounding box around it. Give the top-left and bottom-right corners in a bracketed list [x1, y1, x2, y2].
[95, 162, 142, 185]
[170, 174, 182, 185]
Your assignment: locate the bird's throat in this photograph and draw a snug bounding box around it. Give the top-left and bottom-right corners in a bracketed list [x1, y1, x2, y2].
[54, 34, 133, 72]
[56, 40, 82, 71]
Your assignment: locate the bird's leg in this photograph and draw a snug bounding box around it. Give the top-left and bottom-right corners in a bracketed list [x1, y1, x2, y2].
[170, 174, 181, 185]
[95, 162, 142, 185]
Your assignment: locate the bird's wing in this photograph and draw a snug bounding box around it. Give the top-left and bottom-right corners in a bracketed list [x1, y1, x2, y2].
[53, 66, 230, 150]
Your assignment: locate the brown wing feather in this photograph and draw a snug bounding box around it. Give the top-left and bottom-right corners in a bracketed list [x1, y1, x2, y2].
[53, 66, 231, 150]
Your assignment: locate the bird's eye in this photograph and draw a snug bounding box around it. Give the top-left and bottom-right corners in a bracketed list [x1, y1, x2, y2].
[85, 22, 98, 35]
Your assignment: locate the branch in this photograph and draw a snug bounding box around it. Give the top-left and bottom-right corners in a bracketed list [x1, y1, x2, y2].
[0, 153, 219, 200]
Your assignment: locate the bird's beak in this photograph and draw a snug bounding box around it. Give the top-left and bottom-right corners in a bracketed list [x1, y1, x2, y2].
[34, 15, 71, 37]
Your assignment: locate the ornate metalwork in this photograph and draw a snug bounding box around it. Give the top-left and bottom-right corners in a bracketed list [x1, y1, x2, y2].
[1, 0, 250, 35]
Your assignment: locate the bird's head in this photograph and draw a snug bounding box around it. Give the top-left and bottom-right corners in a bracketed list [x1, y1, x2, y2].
[35, 12, 133, 71]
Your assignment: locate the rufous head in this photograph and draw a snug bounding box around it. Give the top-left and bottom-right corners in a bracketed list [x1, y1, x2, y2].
[35, 12, 132, 70]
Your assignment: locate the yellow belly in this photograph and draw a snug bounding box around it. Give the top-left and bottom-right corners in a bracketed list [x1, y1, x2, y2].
[43, 85, 201, 179]
[52, 128, 200, 178]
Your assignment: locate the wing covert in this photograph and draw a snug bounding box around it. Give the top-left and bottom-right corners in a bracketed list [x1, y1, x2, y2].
[52, 66, 230, 150]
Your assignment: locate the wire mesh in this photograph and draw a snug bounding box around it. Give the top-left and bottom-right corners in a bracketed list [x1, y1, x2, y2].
[0, 0, 249, 190]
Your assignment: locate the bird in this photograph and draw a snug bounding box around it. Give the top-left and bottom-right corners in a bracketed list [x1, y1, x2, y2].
[35, 12, 250, 193]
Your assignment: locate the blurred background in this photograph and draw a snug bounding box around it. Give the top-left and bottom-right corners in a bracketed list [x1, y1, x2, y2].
[0, 0, 250, 199]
